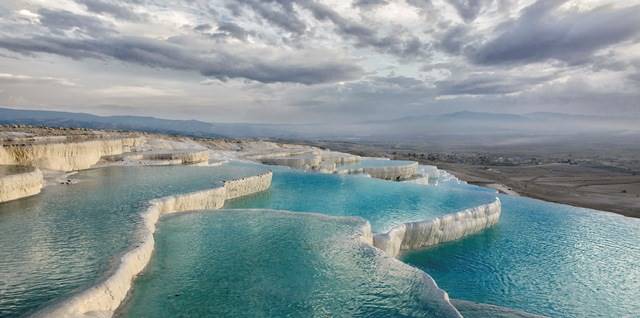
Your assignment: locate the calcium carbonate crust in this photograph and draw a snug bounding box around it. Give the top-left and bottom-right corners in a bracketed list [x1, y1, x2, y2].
[373, 198, 502, 258]
[338, 161, 419, 181]
[0, 138, 143, 171]
[0, 167, 43, 203]
[32, 154, 502, 318]
[251, 149, 360, 173]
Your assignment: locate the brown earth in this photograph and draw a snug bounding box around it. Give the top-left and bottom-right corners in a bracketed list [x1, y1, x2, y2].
[434, 162, 640, 218]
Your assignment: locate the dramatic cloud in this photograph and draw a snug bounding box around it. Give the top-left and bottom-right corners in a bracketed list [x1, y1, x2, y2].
[233, 0, 307, 35]
[38, 8, 115, 36]
[448, 0, 488, 22]
[0, 33, 362, 84]
[470, 1, 640, 65]
[76, 0, 141, 21]
[0, 0, 638, 122]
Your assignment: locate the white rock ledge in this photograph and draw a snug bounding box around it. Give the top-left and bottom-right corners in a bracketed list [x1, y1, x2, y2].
[0, 167, 44, 203]
[33, 171, 272, 318]
[338, 161, 419, 181]
[0, 138, 143, 171]
[373, 198, 502, 258]
[256, 150, 360, 173]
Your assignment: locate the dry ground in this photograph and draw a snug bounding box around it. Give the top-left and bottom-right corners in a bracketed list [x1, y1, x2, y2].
[436, 162, 640, 217]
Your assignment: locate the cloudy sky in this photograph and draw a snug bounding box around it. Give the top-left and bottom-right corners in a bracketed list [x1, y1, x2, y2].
[0, 0, 638, 123]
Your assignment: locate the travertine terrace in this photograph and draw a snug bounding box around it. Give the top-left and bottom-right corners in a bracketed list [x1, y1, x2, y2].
[0, 135, 142, 171]
[0, 166, 43, 203]
[373, 199, 502, 257]
[35, 171, 273, 318]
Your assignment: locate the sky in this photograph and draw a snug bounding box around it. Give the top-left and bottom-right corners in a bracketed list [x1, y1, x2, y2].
[0, 0, 639, 124]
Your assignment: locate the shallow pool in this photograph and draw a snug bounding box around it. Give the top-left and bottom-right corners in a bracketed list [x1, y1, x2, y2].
[402, 195, 640, 318]
[224, 166, 496, 232]
[0, 162, 267, 317]
[120, 210, 461, 318]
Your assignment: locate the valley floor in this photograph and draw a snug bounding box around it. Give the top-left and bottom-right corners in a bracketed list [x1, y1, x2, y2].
[433, 162, 640, 218]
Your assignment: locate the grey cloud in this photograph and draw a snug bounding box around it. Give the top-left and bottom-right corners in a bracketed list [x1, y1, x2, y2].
[438, 24, 471, 54]
[628, 72, 640, 83]
[229, 0, 429, 58]
[301, 1, 430, 58]
[76, 0, 142, 21]
[0, 35, 362, 84]
[448, 0, 487, 22]
[372, 75, 424, 87]
[470, 1, 640, 65]
[590, 52, 638, 72]
[352, 0, 389, 8]
[1, 0, 639, 122]
[436, 72, 555, 95]
[218, 22, 253, 41]
[204, 22, 255, 41]
[194, 24, 212, 31]
[0, 73, 75, 86]
[405, 0, 433, 10]
[238, 0, 307, 35]
[38, 8, 115, 36]
[447, 0, 512, 22]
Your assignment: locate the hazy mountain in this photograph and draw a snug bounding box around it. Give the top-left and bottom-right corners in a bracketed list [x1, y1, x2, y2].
[1, 107, 638, 144]
[0, 107, 297, 138]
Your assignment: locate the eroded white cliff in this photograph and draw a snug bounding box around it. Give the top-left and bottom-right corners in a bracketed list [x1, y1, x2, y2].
[257, 150, 360, 173]
[0, 168, 43, 203]
[259, 153, 322, 170]
[373, 198, 501, 257]
[140, 150, 209, 164]
[224, 172, 274, 200]
[0, 138, 143, 171]
[338, 161, 419, 181]
[34, 171, 272, 318]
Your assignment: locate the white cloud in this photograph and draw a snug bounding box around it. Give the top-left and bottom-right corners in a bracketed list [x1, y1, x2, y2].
[94, 85, 184, 97]
[0, 0, 637, 122]
[0, 73, 76, 86]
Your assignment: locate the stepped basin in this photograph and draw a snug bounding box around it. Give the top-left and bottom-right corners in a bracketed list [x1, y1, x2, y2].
[336, 158, 416, 170]
[336, 158, 418, 180]
[402, 195, 640, 318]
[120, 209, 461, 318]
[0, 162, 268, 317]
[259, 152, 321, 170]
[224, 165, 496, 232]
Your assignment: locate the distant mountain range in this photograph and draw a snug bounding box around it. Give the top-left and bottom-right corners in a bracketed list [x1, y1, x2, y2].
[362, 110, 638, 134]
[1, 107, 638, 142]
[0, 107, 295, 138]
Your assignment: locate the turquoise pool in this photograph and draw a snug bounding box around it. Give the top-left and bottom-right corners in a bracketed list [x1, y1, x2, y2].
[224, 166, 496, 232]
[0, 162, 267, 317]
[120, 210, 461, 318]
[402, 195, 640, 318]
[3, 159, 639, 318]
